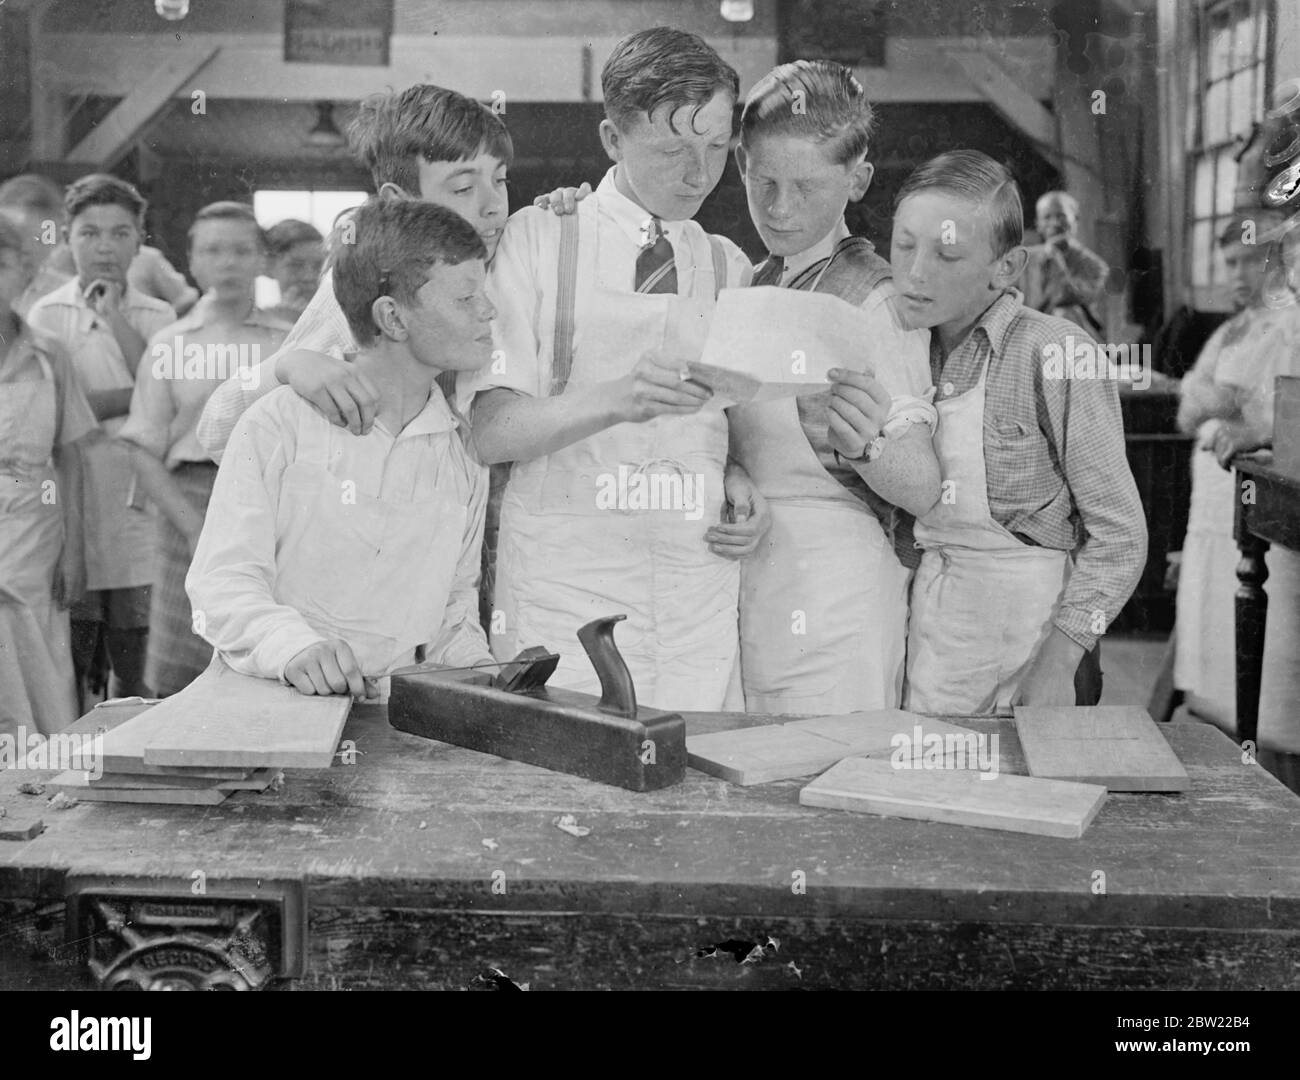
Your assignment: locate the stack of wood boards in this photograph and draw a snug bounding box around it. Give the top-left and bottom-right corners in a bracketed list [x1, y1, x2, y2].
[49, 660, 351, 805]
[686, 710, 979, 785]
[1013, 705, 1190, 792]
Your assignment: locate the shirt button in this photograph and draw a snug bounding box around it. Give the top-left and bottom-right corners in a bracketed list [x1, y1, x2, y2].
[943, 381, 955, 396]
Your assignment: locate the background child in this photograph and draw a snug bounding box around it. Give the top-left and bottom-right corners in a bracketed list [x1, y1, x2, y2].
[885, 150, 1146, 713]
[263, 218, 325, 325]
[728, 59, 940, 714]
[26, 174, 175, 703]
[0, 212, 96, 736]
[119, 202, 290, 696]
[186, 200, 494, 696]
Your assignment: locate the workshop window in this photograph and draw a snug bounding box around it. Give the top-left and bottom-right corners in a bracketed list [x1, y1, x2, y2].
[252, 188, 366, 308]
[1186, 0, 1272, 291]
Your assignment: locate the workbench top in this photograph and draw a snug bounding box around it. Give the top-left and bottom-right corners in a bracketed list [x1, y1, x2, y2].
[3, 709, 1298, 989]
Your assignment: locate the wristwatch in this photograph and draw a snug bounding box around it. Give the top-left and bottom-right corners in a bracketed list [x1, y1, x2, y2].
[834, 432, 887, 466]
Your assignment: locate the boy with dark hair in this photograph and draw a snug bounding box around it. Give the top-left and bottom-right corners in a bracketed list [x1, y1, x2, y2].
[195, 84, 512, 454]
[461, 27, 767, 710]
[263, 218, 325, 324]
[874, 149, 1146, 713]
[186, 199, 494, 696]
[27, 173, 175, 702]
[119, 201, 290, 696]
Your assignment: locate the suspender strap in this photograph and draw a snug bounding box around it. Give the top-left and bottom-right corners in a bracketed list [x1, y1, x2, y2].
[550, 212, 581, 396]
[708, 234, 727, 298]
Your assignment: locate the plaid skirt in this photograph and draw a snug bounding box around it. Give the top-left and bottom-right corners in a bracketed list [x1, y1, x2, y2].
[146, 462, 217, 696]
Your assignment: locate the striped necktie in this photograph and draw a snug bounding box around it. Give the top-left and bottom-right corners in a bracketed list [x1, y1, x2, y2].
[751, 254, 785, 287]
[635, 217, 678, 294]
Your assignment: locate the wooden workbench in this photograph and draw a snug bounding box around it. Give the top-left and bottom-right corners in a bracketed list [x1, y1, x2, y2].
[2, 707, 1298, 990]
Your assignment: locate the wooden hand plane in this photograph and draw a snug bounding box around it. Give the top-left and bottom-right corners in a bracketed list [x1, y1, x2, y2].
[388, 615, 686, 791]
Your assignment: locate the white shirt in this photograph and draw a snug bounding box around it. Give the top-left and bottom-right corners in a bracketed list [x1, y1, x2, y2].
[456, 166, 753, 407]
[186, 384, 490, 681]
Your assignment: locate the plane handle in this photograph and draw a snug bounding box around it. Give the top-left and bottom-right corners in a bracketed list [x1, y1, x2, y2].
[576, 615, 637, 719]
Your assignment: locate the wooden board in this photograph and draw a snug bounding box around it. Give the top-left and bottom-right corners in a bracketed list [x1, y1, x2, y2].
[48, 772, 231, 806]
[71, 703, 250, 779]
[1014, 706, 1190, 792]
[53, 769, 278, 793]
[0, 809, 44, 842]
[686, 710, 978, 785]
[799, 756, 1107, 838]
[141, 660, 351, 769]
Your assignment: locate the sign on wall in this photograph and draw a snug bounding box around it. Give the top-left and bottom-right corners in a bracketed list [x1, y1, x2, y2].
[284, 0, 394, 66]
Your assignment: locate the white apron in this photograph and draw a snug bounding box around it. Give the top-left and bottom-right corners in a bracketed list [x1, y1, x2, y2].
[0, 356, 79, 735]
[1173, 433, 1239, 711]
[64, 319, 155, 589]
[905, 349, 1070, 715]
[732, 394, 908, 714]
[493, 217, 739, 711]
[273, 417, 469, 679]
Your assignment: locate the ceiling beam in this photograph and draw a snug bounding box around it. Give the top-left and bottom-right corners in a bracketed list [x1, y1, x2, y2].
[62, 44, 219, 168]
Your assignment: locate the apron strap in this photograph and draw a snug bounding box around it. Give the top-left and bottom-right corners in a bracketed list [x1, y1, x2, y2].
[549, 211, 581, 396]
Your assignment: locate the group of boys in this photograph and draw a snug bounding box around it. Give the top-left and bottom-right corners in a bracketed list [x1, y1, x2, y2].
[179, 26, 1145, 716]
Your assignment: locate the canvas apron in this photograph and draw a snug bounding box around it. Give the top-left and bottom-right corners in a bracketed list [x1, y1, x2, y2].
[272, 417, 468, 681]
[1173, 434, 1238, 711]
[63, 316, 154, 590]
[0, 355, 79, 735]
[905, 347, 1070, 715]
[493, 207, 738, 711]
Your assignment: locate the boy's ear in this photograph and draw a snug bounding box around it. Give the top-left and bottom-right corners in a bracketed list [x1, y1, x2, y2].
[377, 182, 412, 203]
[370, 296, 407, 341]
[992, 244, 1030, 290]
[735, 143, 748, 181]
[847, 157, 875, 202]
[598, 119, 624, 165]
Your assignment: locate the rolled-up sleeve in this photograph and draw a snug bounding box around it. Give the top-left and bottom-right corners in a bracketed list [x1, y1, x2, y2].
[186, 409, 326, 679]
[118, 330, 178, 460]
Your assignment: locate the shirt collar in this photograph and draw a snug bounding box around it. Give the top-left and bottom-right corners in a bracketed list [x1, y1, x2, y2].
[782, 219, 850, 284]
[380, 383, 462, 442]
[955, 288, 1024, 357]
[596, 167, 691, 249]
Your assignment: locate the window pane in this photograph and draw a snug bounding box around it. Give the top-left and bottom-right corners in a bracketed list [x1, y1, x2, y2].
[1192, 219, 1214, 286]
[1205, 78, 1229, 144]
[1216, 149, 1238, 214]
[1233, 13, 1256, 72]
[1194, 154, 1216, 215]
[1230, 70, 1256, 135]
[1208, 10, 1234, 81]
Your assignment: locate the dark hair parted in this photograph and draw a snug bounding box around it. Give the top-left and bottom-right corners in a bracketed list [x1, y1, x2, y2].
[0, 174, 66, 219]
[265, 218, 324, 257]
[601, 26, 739, 133]
[348, 85, 513, 194]
[332, 198, 486, 345]
[740, 60, 874, 165]
[64, 173, 147, 225]
[895, 150, 1024, 258]
[187, 201, 265, 247]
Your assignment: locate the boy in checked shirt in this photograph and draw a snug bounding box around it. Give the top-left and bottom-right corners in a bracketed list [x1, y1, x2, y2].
[873, 151, 1146, 713]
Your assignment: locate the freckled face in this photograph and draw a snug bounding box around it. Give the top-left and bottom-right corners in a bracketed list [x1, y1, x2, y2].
[398, 258, 497, 373]
[740, 133, 868, 258]
[602, 91, 735, 221]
